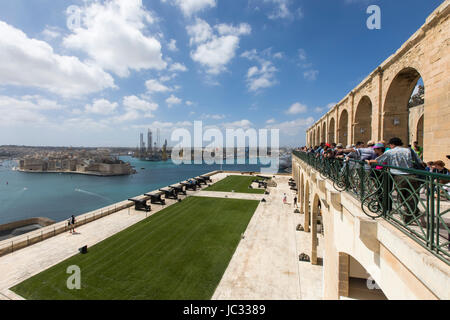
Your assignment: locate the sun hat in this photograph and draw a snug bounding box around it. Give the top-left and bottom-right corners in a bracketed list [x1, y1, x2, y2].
[336, 143, 343, 148]
[372, 143, 385, 149]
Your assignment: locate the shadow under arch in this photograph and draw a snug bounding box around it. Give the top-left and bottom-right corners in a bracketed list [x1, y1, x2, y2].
[354, 96, 373, 144]
[383, 67, 424, 144]
[328, 117, 335, 143]
[338, 251, 387, 300]
[338, 109, 349, 146]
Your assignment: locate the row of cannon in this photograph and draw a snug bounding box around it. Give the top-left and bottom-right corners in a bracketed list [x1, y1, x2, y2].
[127, 175, 213, 212]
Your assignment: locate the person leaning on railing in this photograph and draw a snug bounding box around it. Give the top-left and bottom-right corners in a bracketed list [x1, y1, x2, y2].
[432, 160, 450, 199]
[366, 137, 425, 224]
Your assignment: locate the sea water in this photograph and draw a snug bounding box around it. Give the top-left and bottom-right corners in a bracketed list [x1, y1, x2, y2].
[0, 156, 274, 225]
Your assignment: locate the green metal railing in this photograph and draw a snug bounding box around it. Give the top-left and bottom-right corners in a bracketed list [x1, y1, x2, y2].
[293, 150, 450, 265]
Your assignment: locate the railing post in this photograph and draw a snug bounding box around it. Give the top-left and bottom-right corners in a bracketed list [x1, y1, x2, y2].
[359, 164, 365, 201]
[429, 177, 436, 252]
[345, 160, 350, 191]
[382, 169, 389, 218]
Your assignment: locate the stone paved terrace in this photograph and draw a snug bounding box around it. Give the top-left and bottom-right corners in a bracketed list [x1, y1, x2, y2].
[0, 172, 323, 300]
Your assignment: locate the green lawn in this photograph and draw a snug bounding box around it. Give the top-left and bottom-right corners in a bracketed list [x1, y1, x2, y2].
[205, 175, 266, 194]
[12, 197, 259, 300]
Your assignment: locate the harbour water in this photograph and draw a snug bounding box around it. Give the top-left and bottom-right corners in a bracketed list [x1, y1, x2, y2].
[0, 157, 274, 225]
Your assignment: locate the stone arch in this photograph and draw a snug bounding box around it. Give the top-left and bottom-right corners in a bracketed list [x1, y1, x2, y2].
[311, 194, 322, 265]
[328, 117, 335, 143]
[312, 130, 316, 147]
[383, 67, 423, 144]
[353, 96, 373, 144]
[416, 114, 424, 149]
[322, 122, 327, 144]
[316, 125, 321, 145]
[300, 172, 305, 214]
[338, 109, 349, 146]
[304, 181, 310, 233]
[338, 252, 387, 300]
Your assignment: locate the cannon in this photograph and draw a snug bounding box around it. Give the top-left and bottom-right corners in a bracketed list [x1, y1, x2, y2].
[170, 184, 186, 195]
[181, 181, 197, 191]
[200, 175, 212, 183]
[160, 187, 178, 200]
[257, 181, 268, 189]
[128, 198, 151, 212]
[195, 176, 208, 185]
[144, 192, 166, 205]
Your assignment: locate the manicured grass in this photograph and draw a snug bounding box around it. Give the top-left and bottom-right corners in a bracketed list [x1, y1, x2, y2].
[12, 197, 259, 300]
[205, 175, 266, 194]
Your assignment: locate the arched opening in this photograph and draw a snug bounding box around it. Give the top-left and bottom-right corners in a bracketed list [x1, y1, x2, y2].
[354, 96, 372, 144]
[311, 194, 324, 265]
[416, 114, 424, 148]
[328, 118, 335, 143]
[316, 126, 321, 146]
[312, 131, 316, 147]
[338, 253, 387, 300]
[339, 109, 349, 146]
[322, 123, 327, 144]
[300, 173, 305, 214]
[383, 67, 424, 145]
[304, 182, 310, 233]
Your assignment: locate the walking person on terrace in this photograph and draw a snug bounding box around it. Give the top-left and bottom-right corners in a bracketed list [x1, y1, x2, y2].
[68, 215, 76, 234]
[368, 138, 424, 225]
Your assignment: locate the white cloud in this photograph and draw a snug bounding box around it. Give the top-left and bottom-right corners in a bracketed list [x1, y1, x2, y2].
[0, 21, 115, 97]
[145, 79, 172, 93]
[171, 0, 216, 17]
[303, 69, 319, 81]
[314, 102, 336, 113]
[123, 95, 158, 113]
[186, 101, 194, 106]
[168, 62, 188, 72]
[298, 48, 307, 61]
[168, 39, 178, 51]
[187, 18, 251, 75]
[259, 0, 302, 20]
[241, 49, 278, 92]
[109, 95, 158, 123]
[41, 26, 62, 40]
[286, 102, 308, 115]
[0, 95, 63, 126]
[63, 0, 167, 78]
[166, 94, 182, 107]
[266, 117, 314, 136]
[266, 118, 276, 124]
[85, 99, 118, 115]
[265, 0, 291, 19]
[202, 113, 226, 120]
[222, 119, 253, 129]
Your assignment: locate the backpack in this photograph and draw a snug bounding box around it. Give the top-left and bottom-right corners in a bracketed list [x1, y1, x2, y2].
[409, 148, 426, 171]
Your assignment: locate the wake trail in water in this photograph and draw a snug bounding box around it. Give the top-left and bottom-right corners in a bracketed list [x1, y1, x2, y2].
[75, 188, 112, 202]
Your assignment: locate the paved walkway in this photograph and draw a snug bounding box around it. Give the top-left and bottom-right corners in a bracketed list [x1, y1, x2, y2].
[212, 175, 323, 300]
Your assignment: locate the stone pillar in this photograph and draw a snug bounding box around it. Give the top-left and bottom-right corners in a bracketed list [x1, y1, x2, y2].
[311, 207, 318, 265]
[338, 253, 350, 297]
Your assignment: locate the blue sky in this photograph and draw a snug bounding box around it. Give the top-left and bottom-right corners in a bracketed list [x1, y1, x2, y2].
[0, 0, 443, 147]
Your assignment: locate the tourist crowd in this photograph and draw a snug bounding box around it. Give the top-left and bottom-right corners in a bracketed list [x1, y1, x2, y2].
[296, 138, 450, 225]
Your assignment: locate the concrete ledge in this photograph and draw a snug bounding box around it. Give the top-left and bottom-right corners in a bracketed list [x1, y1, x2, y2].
[377, 221, 450, 300]
[356, 217, 380, 253]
